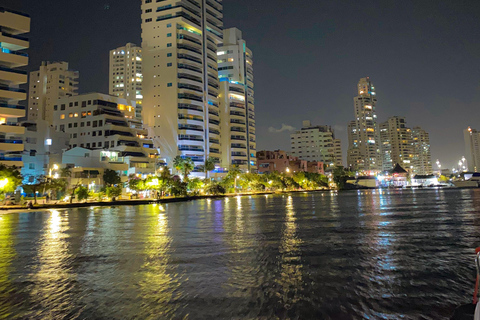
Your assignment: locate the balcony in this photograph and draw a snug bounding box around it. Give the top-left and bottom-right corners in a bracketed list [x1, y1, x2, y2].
[0, 48, 28, 68]
[0, 66, 27, 85]
[0, 32, 29, 51]
[0, 138, 23, 152]
[0, 84, 26, 101]
[0, 8, 30, 35]
[0, 124, 24, 135]
[0, 103, 25, 117]
[0, 155, 22, 167]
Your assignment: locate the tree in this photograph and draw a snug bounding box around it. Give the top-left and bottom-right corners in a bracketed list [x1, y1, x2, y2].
[0, 165, 22, 202]
[205, 182, 226, 195]
[106, 185, 122, 200]
[22, 175, 49, 204]
[169, 180, 187, 197]
[48, 177, 69, 200]
[60, 167, 72, 178]
[69, 181, 82, 204]
[76, 186, 89, 202]
[187, 178, 204, 196]
[203, 156, 216, 179]
[103, 169, 121, 187]
[333, 166, 354, 190]
[173, 156, 194, 182]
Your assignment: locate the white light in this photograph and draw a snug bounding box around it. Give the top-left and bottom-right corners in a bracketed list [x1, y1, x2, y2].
[45, 139, 52, 146]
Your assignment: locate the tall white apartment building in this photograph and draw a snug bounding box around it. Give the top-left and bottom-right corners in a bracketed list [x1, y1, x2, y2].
[464, 127, 480, 172]
[218, 27, 256, 171]
[347, 77, 380, 173]
[0, 8, 30, 167]
[412, 126, 432, 175]
[290, 120, 342, 169]
[141, 0, 223, 170]
[379, 116, 413, 172]
[109, 43, 143, 120]
[52, 93, 158, 176]
[28, 61, 78, 124]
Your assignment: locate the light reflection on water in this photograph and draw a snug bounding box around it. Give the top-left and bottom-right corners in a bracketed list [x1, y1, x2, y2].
[1, 189, 480, 319]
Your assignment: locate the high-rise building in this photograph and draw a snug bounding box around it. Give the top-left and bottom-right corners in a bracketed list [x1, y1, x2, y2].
[109, 43, 143, 120]
[290, 120, 342, 170]
[28, 61, 78, 123]
[347, 77, 380, 173]
[379, 116, 414, 172]
[141, 0, 224, 171]
[218, 27, 256, 171]
[0, 8, 30, 167]
[412, 126, 432, 175]
[52, 93, 158, 176]
[464, 127, 480, 172]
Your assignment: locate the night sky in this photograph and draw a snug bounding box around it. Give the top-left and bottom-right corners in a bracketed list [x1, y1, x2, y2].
[6, 0, 480, 170]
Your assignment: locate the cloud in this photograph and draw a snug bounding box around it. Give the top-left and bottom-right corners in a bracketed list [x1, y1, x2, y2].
[268, 124, 296, 133]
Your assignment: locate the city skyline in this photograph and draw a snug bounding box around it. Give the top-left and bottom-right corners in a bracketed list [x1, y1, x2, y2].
[4, 0, 480, 169]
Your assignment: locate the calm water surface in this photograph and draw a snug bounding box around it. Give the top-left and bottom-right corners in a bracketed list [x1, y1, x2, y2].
[1, 189, 480, 319]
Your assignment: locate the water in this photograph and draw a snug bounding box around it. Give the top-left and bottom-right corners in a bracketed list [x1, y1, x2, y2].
[1, 189, 480, 319]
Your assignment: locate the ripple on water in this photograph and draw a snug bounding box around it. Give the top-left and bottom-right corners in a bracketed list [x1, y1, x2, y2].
[0, 189, 479, 319]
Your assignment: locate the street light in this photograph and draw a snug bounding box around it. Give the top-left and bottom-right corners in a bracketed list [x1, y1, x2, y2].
[286, 167, 290, 173]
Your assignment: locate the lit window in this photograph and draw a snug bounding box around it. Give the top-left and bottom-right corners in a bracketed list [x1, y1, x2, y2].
[69, 113, 73, 118]
[60, 114, 65, 119]
[74, 113, 79, 117]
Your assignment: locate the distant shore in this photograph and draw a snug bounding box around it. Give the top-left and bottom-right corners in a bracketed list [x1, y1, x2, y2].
[0, 189, 329, 212]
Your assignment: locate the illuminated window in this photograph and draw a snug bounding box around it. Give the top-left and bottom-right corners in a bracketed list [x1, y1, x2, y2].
[60, 114, 65, 119]
[69, 113, 73, 118]
[74, 113, 79, 117]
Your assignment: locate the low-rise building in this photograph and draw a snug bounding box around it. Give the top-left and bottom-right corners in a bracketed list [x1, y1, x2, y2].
[257, 149, 324, 175]
[52, 93, 158, 176]
[61, 147, 129, 191]
[21, 120, 69, 182]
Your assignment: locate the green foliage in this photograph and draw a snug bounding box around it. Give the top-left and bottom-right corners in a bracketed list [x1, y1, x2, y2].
[106, 185, 122, 199]
[333, 166, 354, 190]
[187, 178, 203, 195]
[0, 164, 22, 195]
[205, 182, 226, 195]
[60, 167, 72, 178]
[173, 156, 195, 181]
[203, 156, 216, 177]
[103, 169, 121, 187]
[128, 177, 144, 192]
[169, 180, 187, 197]
[75, 186, 89, 202]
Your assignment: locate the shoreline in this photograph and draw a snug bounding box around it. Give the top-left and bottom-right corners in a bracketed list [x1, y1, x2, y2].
[0, 189, 329, 212]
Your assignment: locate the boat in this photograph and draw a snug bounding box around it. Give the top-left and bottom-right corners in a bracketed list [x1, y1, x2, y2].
[451, 248, 480, 319]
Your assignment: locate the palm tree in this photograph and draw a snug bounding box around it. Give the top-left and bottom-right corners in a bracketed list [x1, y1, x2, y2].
[173, 156, 194, 182]
[203, 156, 216, 179]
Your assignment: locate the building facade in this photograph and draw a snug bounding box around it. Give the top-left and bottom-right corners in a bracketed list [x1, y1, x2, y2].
[379, 116, 414, 172]
[218, 27, 256, 172]
[290, 120, 341, 170]
[52, 93, 158, 176]
[141, 0, 224, 172]
[412, 126, 432, 175]
[109, 43, 143, 120]
[21, 120, 69, 181]
[257, 150, 324, 175]
[28, 61, 78, 123]
[464, 127, 480, 172]
[347, 77, 380, 173]
[0, 8, 30, 167]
